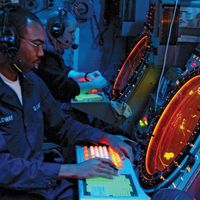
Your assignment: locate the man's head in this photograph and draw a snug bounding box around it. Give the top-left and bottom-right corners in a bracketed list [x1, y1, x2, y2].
[0, 5, 45, 72]
[46, 9, 77, 51]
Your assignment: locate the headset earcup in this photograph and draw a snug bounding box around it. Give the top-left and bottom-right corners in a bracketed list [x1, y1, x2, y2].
[0, 26, 19, 56]
[50, 23, 65, 38]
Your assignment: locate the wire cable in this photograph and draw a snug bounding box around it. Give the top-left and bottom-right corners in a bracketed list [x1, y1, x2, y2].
[154, 0, 179, 112]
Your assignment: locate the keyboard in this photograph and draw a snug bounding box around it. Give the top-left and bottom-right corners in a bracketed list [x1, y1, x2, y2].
[83, 146, 123, 168]
[76, 145, 150, 200]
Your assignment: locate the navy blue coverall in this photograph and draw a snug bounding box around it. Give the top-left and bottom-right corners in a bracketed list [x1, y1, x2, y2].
[0, 72, 105, 199]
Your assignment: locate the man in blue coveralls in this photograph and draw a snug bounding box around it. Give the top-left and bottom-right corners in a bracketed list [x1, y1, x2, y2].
[0, 5, 133, 200]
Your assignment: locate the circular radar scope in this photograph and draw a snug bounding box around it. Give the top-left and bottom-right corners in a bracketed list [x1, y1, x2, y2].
[111, 33, 151, 100]
[139, 68, 200, 191]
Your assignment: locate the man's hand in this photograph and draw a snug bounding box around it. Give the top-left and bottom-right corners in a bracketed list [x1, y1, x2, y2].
[59, 158, 118, 179]
[87, 70, 108, 90]
[99, 134, 134, 162]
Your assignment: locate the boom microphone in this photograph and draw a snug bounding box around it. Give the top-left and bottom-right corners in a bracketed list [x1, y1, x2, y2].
[71, 43, 78, 49]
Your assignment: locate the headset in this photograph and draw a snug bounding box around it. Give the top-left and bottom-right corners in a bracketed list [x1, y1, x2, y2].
[48, 8, 79, 50]
[0, 5, 20, 58]
[50, 9, 67, 39]
[0, 5, 27, 74]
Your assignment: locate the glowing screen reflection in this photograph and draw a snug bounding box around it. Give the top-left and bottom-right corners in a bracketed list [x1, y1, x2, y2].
[112, 35, 150, 98]
[146, 75, 200, 174]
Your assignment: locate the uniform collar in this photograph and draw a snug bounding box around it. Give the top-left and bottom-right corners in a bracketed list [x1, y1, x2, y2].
[0, 73, 34, 109]
[0, 76, 22, 109]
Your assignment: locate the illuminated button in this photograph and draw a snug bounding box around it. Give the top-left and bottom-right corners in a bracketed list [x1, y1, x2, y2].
[84, 146, 89, 160]
[94, 146, 100, 157]
[103, 146, 109, 159]
[187, 166, 191, 172]
[109, 147, 123, 168]
[89, 89, 99, 94]
[90, 146, 95, 158]
[99, 146, 104, 158]
[191, 61, 197, 67]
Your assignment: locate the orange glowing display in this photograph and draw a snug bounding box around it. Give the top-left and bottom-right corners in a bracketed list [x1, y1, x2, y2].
[112, 34, 150, 98]
[146, 75, 200, 175]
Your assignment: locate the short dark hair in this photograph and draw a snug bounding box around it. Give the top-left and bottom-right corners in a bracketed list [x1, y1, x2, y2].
[0, 5, 43, 37]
